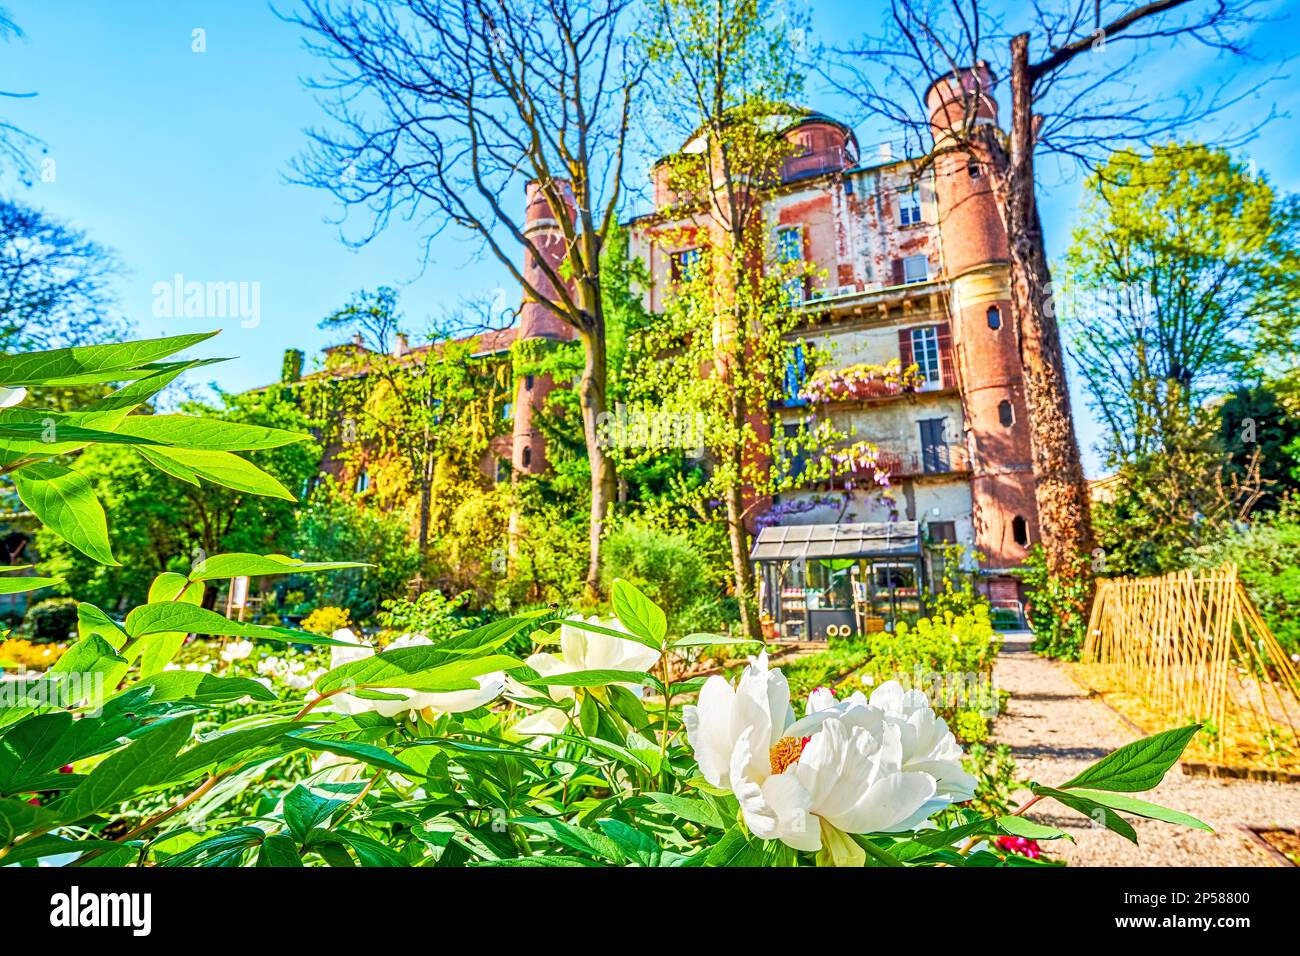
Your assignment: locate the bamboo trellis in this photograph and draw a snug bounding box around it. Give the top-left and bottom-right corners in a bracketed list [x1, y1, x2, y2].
[1080, 564, 1300, 766]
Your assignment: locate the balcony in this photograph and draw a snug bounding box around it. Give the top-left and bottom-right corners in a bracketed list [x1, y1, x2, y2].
[780, 146, 849, 183]
[874, 445, 970, 478]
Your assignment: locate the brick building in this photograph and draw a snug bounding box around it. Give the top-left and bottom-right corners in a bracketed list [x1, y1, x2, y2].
[585, 65, 1035, 611]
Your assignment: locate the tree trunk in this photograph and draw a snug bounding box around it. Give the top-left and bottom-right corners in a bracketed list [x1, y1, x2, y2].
[579, 311, 616, 601]
[1005, 33, 1096, 580]
[724, 481, 761, 640]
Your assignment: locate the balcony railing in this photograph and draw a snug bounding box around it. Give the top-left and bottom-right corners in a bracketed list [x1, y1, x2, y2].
[871, 445, 970, 478]
[780, 146, 848, 183]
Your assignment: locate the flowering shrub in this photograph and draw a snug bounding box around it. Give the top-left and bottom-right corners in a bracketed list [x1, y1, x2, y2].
[301, 606, 352, 637]
[0, 637, 67, 670]
[800, 359, 926, 403]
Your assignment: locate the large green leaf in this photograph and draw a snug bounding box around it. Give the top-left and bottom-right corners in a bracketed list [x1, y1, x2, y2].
[54, 715, 195, 822]
[124, 602, 356, 646]
[1058, 724, 1200, 792]
[611, 578, 667, 646]
[186, 552, 368, 582]
[1049, 787, 1211, 832]
[11, 461, 116, 565]
[315, 648, 520, 695]
[112, 415, 308, 450]
[0, 570, 56, 595]
[0, 332, 217, 387]
[134, 672, 278, 704]
[135, 447, 294, 500]
[1031, 786, 1138, 843]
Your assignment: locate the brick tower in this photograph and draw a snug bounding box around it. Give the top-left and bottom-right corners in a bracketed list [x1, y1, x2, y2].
[512, 180, 578, 474]
[926, 64, 1040, 577]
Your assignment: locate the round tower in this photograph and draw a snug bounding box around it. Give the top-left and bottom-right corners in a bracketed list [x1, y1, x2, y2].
[926, 65, 1040, 576]
[512, 179, 578, 474]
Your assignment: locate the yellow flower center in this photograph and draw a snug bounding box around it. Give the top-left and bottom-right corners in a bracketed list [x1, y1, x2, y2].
[769, 735, 811, 775]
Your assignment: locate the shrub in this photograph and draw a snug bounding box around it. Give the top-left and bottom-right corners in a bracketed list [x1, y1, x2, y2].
[21, 597, 79, 643]
[1185, 497, 1300, 654]
[376, 589, 474, 643]
[600, 523, 720, 632]
[301, 605, 351, 636]
[1017, 546, 1092, 660]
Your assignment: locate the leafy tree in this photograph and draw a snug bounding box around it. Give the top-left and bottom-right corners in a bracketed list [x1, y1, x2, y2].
[1219, 384, 1300, 512]
[628, 0, 886, 637]
[0, 197, 128, 352]
[304, 287, 512, 553]
[1063, 143, 1300, 462]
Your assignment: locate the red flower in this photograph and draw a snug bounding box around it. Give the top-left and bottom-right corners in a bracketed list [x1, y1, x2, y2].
[995, 835, 1041, 859]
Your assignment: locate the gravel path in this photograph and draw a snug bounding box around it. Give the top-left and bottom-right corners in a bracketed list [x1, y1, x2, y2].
[991, 631, 1300, 866]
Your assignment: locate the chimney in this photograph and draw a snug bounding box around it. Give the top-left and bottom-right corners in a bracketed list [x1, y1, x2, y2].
[393, 333, 409, 358]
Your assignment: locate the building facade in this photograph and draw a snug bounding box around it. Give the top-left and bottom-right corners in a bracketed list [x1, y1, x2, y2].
[618, 66, 1039, 605]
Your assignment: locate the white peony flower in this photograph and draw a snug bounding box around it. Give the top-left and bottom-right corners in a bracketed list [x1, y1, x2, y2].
[511, 615, 661, 739]
[220, 639, 254, 663]
[325, 629, 504, 720]
[0, 386, 26, 408]
[684, 657, 966, 865]
[867, 682, 977, 804]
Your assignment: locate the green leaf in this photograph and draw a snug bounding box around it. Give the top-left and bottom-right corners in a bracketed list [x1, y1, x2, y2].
[289, 732, 415, 775]
[134, 672, 278, 704]
[645, 792, 725, 830]
[167, 722, 306, 781]
[0, 833, 123, 866]
[0, 574, 56, 595]
[257, 832, 303, 867]
[1031, 786, 1138, 844]
[524, 668, 659, 690]
[611, 578, 667, 645]
[135, 446, 294, 500]
[0, 796, 56, 845]
[512, 816, 628, 864]
[556, 614, 662, 653]
[0, 332, 218, 387]
[111, 415, 308, 450]
[282, 785, 346, 843]
[705, 825, 772, 867]
[186, 552, 368, 582]
[992, 815, 1072, 841]
[671, 632, 764, 648]
[11, 461, 117, 565]
[124, 602, 355, 647]
[159, 826, 264, 867]
[0, 418, 165, 447]
[76, 603, 129, 650]
[54, 715, 194, 822]
[315, 645, 519, 695]
[1053, 787, 1212, 832]
[1058, 724, 1200, 792]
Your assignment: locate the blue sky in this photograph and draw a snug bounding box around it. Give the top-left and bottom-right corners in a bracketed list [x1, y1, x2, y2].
[1, 0, 1296, 476]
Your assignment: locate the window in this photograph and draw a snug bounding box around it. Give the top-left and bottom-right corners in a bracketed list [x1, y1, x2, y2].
[1012, 515, 1029, 547]
[782, 422, 809, 481]
[495, 457, 512, 484]
[783, 343, 808, 407]
[670, 247, 701, 283]
[524, 374, 535, 391]
[910, 326, 941, 385]
[968, 162, 982, 178]
[898, 188, 923, 226]
[986, 305, 1002, 330]
[521, 446, 532, 468]
[998, 399, 1015, 427]
[777, 227, 805, 305]
[354, 469, 370, 494]
[502, 402, 513, 421]
[928, 521, 957, 544]
[918, 418, 950, 473]
[902, 254, 929, 284]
